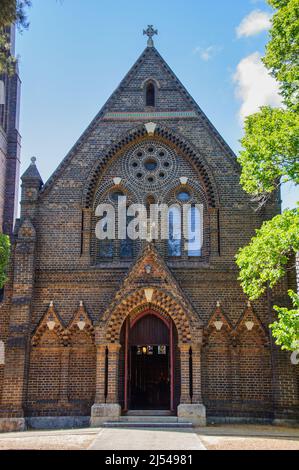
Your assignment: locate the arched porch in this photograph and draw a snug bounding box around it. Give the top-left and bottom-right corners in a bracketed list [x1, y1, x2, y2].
[90, 285, 206, 426]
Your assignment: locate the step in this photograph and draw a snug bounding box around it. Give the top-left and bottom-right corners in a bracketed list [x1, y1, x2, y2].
[103, 421, 193, 429]
[118, 416, 179, 423]
[126, 410, 173, 416]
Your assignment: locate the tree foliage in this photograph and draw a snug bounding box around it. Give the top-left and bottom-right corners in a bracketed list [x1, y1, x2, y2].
[270, 290, 299, 350]
[236, 208, 299, 300]
[0, 0, 31, 74]
[236, 0, 299, 351]
[239, 106, 299, 196]
[264, 0, 299, 111]
[0, 233, 10, 288]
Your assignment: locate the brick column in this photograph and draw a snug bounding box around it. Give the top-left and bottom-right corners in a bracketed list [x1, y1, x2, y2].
[95, 344, 107, 403]
[90, 342, 121, 426]
[177, 342, 206, 426]
[106, 343, 121, 404]
[191, 343, 203, 403]
[58, 347, 70, 406]
[178, 343, 191, 404]
[0, 219, 36, 432]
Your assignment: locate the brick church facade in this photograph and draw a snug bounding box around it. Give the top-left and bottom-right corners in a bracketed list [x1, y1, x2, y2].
[0, 29, 298, 431]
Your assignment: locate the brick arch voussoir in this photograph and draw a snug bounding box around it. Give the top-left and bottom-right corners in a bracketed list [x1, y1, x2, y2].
[103, 288, 195, 344]
[31, 323, 67, 347]
[82, 125, 218, 209]
[67, 323, 95, 344]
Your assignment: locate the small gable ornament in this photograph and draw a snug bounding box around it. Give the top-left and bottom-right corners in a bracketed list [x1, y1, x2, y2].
[214, 321, 223, 331]
[180, 177, 188, 185]
[144, 288, 154, 302]
[245, 321, 254, 331]
[47, 301, 56, 330]
[113, 177, 122, 186]
[145, 122, 157, 135]
[145, 264, 152, 274]
[47, 320, 56, 331]
[77, 320, 86, 331]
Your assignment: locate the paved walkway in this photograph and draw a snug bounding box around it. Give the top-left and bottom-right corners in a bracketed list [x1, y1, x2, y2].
[89, 428, 206, 450]
[0, 425, 298, 450]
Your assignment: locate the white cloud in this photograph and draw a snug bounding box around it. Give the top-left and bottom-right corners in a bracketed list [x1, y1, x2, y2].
[193, 45, 222, 61]
[233, 52, 282, 122]
[236, 10, 272, 38]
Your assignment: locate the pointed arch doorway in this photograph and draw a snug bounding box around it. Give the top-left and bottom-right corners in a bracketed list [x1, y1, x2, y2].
[120, 309, 178, 412]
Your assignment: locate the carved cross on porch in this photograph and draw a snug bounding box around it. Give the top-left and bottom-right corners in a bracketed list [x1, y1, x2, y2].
[143, 25, 158, 47]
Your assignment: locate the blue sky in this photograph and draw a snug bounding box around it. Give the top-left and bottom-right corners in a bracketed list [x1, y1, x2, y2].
[16, 0, 298, 209]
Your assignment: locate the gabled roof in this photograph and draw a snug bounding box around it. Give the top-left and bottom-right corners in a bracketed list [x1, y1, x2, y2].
[40, 46, 237, 196]
[21, 157, 43, 186]
[101, 241, 202, 327]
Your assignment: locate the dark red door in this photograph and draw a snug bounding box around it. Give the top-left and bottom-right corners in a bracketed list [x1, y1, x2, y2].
[124, 312, 174, 411]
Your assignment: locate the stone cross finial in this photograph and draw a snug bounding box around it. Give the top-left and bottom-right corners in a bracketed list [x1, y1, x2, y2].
[143, 25, 158, 47]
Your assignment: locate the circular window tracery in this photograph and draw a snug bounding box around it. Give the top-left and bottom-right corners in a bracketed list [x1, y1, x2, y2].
[123, 141, 177, 189]
[144, 158, 158, 171]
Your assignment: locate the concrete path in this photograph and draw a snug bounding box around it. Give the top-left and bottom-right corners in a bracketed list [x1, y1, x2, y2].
[89, 428, 206, 451]
[0, 425, 298, 450]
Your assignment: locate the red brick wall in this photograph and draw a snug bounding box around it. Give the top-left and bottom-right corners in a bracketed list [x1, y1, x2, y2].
[202, 330, 232, 406]
[68, 331, 96, 407]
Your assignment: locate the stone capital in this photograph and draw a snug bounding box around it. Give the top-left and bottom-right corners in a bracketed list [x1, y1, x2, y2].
[96, 344, 108, 353]
[107, 342, 121, 353]
[178, 342, 192, 353]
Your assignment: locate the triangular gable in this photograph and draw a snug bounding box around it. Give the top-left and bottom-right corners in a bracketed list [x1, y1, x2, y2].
[17, 218, 36, 240]
[101, 242, 202, 326]
[31, 301, 66, 346]
[68, 301, 94, 338]
[40, 46, 236, 196]
[236, 301, 268, 342]
[206, 301, 233, 334]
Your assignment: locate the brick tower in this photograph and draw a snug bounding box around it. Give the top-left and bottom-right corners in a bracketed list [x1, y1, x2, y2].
[0, 24, 21, 235]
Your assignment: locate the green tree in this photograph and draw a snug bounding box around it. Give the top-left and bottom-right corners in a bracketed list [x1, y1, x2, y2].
[271, 290, 299, 350]
[0, 0, 31, 74]
[236, 0, 299, 351]
[264, 0, 299, 111]
[0, 233, 10, 288]
[238, 106, 299, 198]
[237, 208, 299, 299]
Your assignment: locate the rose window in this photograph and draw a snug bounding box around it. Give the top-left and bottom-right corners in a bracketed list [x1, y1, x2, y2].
[123, 141, 177, 189]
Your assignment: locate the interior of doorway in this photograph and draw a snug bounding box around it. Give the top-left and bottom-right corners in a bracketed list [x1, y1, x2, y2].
[130, 344, 170, 410]
[123, 311, 175, 411]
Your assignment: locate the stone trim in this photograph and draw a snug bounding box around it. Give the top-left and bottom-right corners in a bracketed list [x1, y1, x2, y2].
[103, 111, 198, 120]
